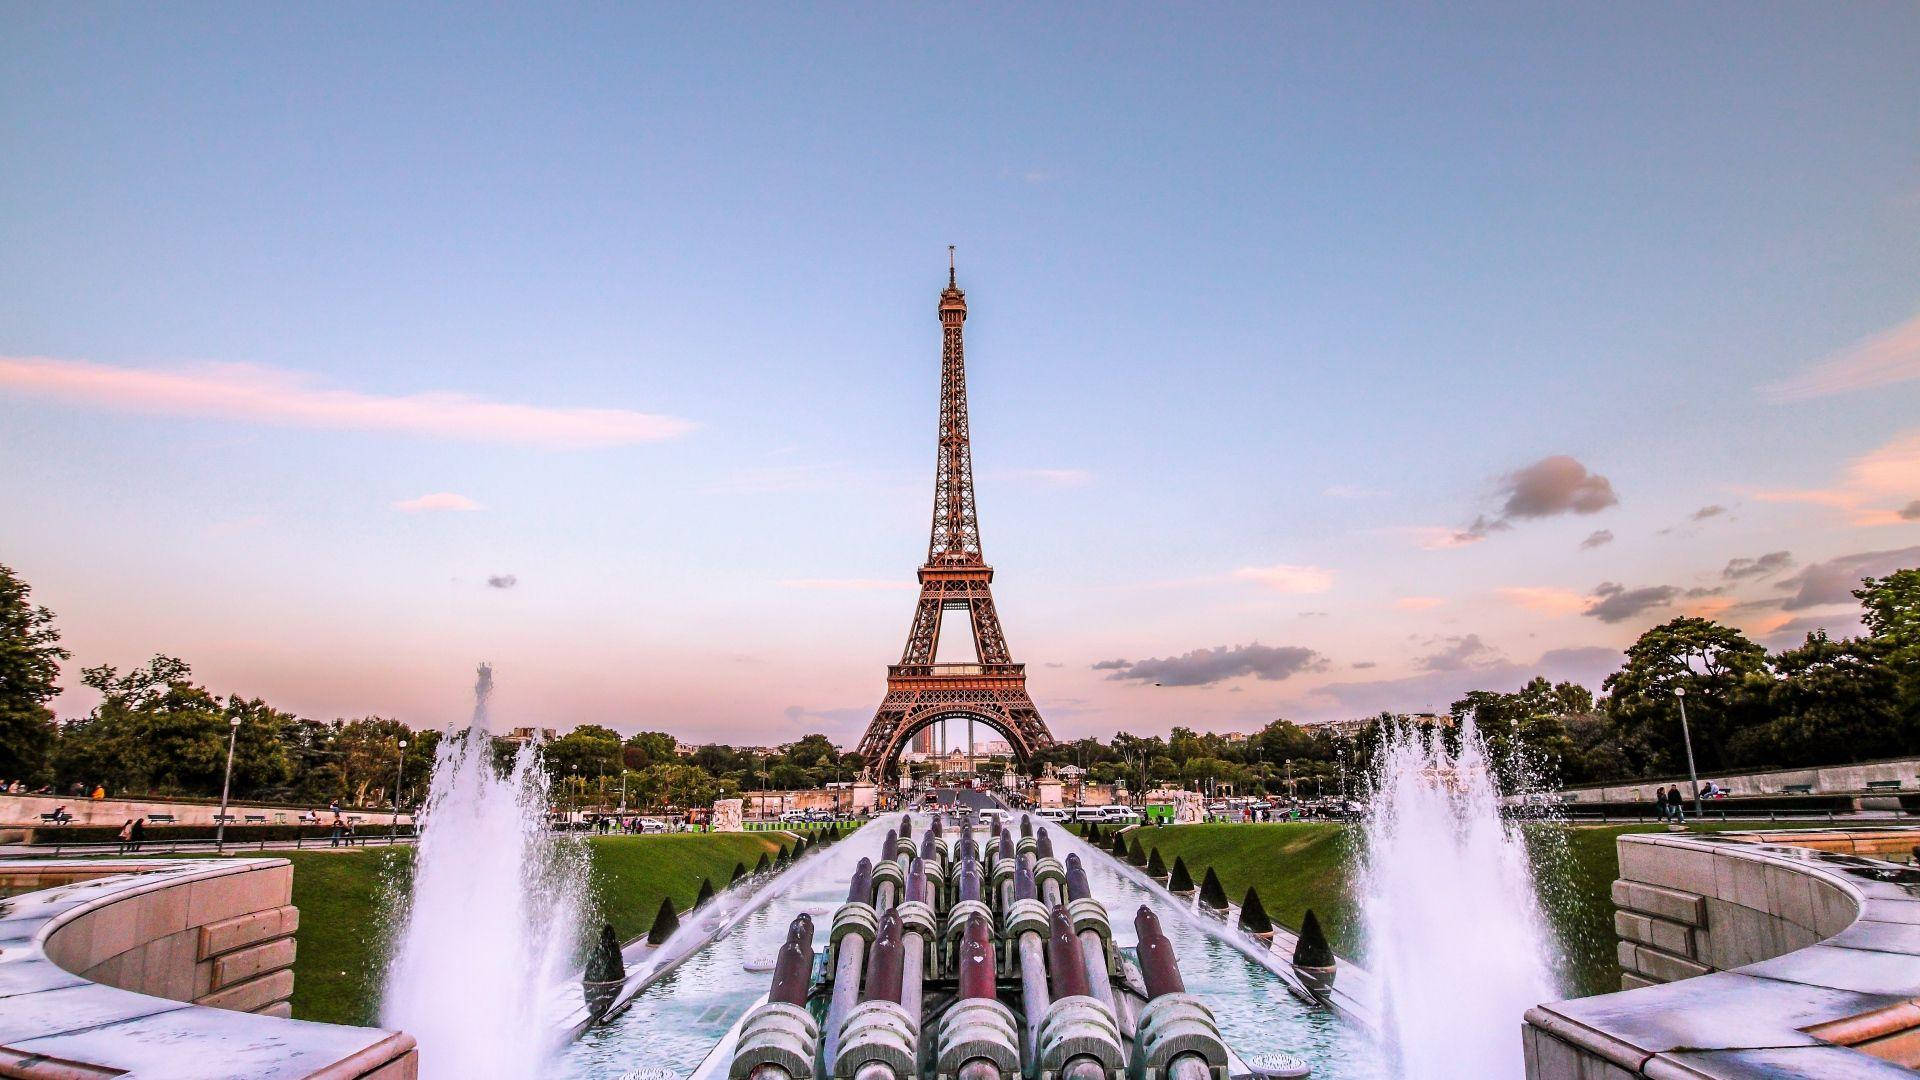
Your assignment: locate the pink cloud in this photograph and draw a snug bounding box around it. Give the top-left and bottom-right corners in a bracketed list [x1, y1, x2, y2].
[0, 355, 696, 449]
[1753, 430, 1920, 526]
[1765, 312, 1920, 399]
[1395, 596, 1444, 611]
[393, 492, 483, 512]
[1233, 564, 1336, 593]
[1496, 586, 1589, 616]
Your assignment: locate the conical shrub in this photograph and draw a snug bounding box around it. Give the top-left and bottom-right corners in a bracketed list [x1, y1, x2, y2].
[1146, 847, 1167, 878]
[793, 836, 809, 858]
[731, 861, 747, 883]
[1198, 867, 1229, 910]
[647, 895, 679, 945]
[755, 851, 772, 873]
[1293, 908, 1334, 969]
[694, 877, 715, 908]
[1111, 831, 1130, 858]
[1128, 838, 1148, 866]
[776, 844, 791, 866]
[1238, 886, 1273, 935]
[1168, 855, 1194, 893]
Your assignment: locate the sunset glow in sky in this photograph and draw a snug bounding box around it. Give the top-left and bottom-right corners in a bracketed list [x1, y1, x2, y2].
[4, 5, 1918, 744]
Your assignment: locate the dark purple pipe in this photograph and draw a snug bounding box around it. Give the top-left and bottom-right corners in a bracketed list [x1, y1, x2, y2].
[1020, 815, 1033, 839]
[958, 858, 983, 903]
[1134, 906, 1186, 999]
[770, 913, 814, 1006]
[1036, 828, 1054, 859]
[929, 816, 943, 837]
[1065, 853, 1092, 902]
[1046, 905, 1090, 999]
[862, 910, 905, 1004]
[957, 912, 996, 1000]
[921, 831, 939, 863]
[908, 857, 928, 903]
[899, 815, 912, 840]
[1014, 856, 1036, 901]
[881, 828, 897, 861]
[848, 859, 873, 904]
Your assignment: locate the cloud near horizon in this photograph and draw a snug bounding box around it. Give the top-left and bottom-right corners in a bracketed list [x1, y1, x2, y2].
[1723, 551, 1793, 580]
[1100, 643, 1324, 687]
[0, 355, 696, 449]
[1298, 645, 1618, 719]
[394, 492, 482, 512]
[1774, 546, 1920, 611]
[1584, 581, 1682, 623]
[1765, 311, 1920, 400]
[1580, 529, 1614, 550]
[1755, 430, 1920, 526]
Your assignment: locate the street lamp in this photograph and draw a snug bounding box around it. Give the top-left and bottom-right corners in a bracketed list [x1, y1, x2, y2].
[1675, 687, 1702, 820]
[216, 714, 241, 852]
[391, 738, 408, 843]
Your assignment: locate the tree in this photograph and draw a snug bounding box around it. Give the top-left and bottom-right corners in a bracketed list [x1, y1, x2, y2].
[0, 564, 66, 783]
[623, 730, 679, 771]
[55, 656, 294, 797]
[1603, 618, 1771, 774]
[1856, 569, 1920, 726]
[1738, 632, 1908, 767]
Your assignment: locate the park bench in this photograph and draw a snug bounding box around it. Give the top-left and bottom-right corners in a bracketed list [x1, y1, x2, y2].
[244, 814, 267, 824]
[1866, 780, 1903, 791]
[1782, 784, 1814, 795]
[146, 814, 175, 824]
[212, 814, 237, 824]
[38, 812, 71, 825]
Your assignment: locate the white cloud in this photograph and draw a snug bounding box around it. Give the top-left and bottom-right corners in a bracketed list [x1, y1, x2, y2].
[0, 355, 696, 449]
[1765, 312, 1920, 399]
[1233, 564, 1336, 593]
[1754, 430, 1920, 526]
[394, 492, 483, 512]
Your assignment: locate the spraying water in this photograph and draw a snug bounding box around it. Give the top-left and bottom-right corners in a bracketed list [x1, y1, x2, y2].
[383, 663, 590, 1079]
[1359, 719, 1559, 1080]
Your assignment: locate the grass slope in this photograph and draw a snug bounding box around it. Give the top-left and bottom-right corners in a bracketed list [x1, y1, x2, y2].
[1130, 820, 1843, 998]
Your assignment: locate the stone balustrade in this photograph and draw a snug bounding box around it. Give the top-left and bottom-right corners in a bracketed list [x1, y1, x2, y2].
[1524, 827, 1920, 1078]
[0, 858, 417, 1078]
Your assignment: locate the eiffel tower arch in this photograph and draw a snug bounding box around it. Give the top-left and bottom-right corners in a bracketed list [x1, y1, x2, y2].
[855, 254, 1054, 780]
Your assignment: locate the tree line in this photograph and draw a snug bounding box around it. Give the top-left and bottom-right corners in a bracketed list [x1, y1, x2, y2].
[2, 562, 1914, 806]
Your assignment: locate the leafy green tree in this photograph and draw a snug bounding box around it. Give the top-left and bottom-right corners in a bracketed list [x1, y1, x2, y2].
[1856, 569, 1920, 725]
[622, 730, 679, 770]
[0, 564, 66, 783]
[55, 657, 294, 797]
[1602, 617, 1771, 774]
[1735, 632, 1908, 767]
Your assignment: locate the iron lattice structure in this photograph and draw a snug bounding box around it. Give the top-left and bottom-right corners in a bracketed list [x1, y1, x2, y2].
[855, 259, 1053, 777]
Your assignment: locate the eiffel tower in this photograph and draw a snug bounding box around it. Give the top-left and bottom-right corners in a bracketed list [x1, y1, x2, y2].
[854, 253, 1053, 779]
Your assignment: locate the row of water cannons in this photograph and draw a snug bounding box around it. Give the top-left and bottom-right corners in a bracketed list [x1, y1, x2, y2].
[729, 813, 1241, 1080]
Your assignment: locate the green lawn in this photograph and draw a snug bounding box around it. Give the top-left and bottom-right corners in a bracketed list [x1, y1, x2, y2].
[155, 831, 796, 1026]
[1130, 820, 1845, 998]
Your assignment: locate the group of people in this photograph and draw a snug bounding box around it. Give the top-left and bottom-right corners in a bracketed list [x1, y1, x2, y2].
[114, 817, 146, 852]
[1652, 785, 1688, 822]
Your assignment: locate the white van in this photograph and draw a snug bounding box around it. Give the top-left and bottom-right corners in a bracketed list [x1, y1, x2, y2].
[1036, 807, 1069, 822]
[1070, 806, 1106, 822]
[1100, 806, 1141, 824]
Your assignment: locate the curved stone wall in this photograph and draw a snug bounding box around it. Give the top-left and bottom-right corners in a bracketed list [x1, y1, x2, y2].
[1524, 829, 1920, 1078]
[0, 858, 416, 1079]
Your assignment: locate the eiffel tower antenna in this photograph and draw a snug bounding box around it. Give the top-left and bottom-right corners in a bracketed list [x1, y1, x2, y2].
[855, 260, 1053, 781]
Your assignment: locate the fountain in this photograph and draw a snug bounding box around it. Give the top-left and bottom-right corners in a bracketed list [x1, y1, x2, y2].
[382, 663, 591, 1080]
[1359, 719, 1561, 1080]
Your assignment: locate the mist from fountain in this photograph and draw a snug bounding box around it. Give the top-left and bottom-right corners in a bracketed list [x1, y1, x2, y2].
[382, 663, 590, 1080]
[1359, 718, 1560, 1080]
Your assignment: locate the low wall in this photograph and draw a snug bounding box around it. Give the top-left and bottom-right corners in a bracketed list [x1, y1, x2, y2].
[0, 792, 413, 830]
[0, 858, 416, 1078]
[1524, 828, 1920, 1077]
[1558, 757, 1920, 804]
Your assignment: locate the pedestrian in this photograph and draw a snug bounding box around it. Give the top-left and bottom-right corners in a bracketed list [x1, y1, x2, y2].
[1653, 786, 1667, 822]
[117, 819, 134, 854]
[128, 816, 144, 852]
[1665, 785, 1684, 824]
[329, 811, 346, 848]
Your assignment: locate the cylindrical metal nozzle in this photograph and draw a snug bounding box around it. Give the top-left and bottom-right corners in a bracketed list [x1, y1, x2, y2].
[1036, 827, 1054, 859]
[1014, 856, 1036, 901]
[957, 912, 996, 1000]
[862, 910, 905, 1004]
[958, 858, 983, 903]
[1020, 815, 1033, 839]
[1046, 905, 1090, 1000]
[770, 913, 815, 1006]
[907, 858, 928, 904]
[1065, 854, 1092, 901]
[1135, 905, 1186, 998]
[847, 859, 873, 905]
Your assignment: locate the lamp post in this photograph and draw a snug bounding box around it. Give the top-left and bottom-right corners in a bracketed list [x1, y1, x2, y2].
[391, 738, 408, 843]
[1675, 687, 1702, 820]
[216, 714, 241, 852]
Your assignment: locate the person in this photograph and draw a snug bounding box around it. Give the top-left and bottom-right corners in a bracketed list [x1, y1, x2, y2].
[117, 819, 134, 854]
[128, 816, 144, 852]
[90, 784, 105, 801]
[329, 811, 346, 848]
[1653, 786, 1668, 822]
[1665, 785, 1684, 824]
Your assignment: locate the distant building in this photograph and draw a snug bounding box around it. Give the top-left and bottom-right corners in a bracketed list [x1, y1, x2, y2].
[1318, 712, 1450, 739]
[502, 727, 557, 745]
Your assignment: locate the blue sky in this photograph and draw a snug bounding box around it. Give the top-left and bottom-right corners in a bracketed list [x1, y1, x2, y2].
[4, 4, 1918, 744]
